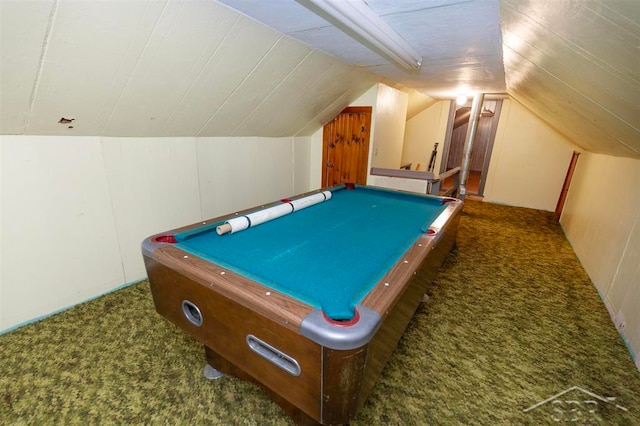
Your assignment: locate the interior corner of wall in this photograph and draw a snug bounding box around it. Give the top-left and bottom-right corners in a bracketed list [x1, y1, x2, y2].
[351, 84, 379, 108]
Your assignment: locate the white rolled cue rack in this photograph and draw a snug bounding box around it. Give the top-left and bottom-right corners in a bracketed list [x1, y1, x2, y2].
[216, 191, 333, 235]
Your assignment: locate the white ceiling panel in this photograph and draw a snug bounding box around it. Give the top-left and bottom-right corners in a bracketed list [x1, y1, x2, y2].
[510, 1, 638, 83]
[269, 64, 364, 136]
[501, 0, 640, 158]
[159, 16, 282, 135]
[292, 24, 385, 67]
[23, 1, 161, 135]
[0, 1, 55, 134]
[219, 0, 506, 98]
[91, 1, 180, 133]
[217, 0, 330, 33]
[1, 0, 638, 158]
[232, 51, 376, 136]
[101, 1, 240, 136]
[502, 12, 638, 128]
[198, 36, 314, 135]
[0, 0, 381, 138]
[505, 53, 638, 158]
[296, 90, 364, 136]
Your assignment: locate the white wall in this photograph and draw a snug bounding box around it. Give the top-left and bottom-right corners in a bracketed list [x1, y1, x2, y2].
[0, 135, 3, 329]
[196, 137, 294, 217]
[402, 101, 449, 172]
[101, 137, 202, 283]
[2, 136, 125, 331]
[293, 136, 312, 195]
[0, 135, 295, 332]
[483, 100, 576, 211]
[378, 100, 451, 193]
[370, 84, 409, 169]
[560, 153, 640, 369]
[302, 125, 323, 192]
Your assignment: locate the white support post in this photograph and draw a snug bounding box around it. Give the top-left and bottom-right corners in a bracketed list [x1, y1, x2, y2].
[458, 93, 485, 200]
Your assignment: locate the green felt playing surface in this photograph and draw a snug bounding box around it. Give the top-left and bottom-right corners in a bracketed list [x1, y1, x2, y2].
[174, 186, 447, 320]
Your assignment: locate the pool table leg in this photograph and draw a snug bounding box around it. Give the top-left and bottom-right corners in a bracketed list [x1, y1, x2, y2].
[203, 364, 224, 380]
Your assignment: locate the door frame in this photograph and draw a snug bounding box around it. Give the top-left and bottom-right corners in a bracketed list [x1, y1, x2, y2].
[321, 106, 372, 187]
[439, 99, 502, 196]
[555, 151, 580, 218]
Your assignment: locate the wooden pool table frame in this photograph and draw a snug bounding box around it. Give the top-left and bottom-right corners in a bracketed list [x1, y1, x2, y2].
[143, 186, 462, 425]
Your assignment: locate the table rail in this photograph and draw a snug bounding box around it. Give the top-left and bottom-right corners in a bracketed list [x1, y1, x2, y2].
[370, 166, 461, 197]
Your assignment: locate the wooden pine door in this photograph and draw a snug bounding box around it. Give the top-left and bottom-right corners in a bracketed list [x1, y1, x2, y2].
[322, 107, 372, 187]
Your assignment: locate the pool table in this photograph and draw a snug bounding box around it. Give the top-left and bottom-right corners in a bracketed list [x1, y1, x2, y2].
[142, 184, 462, 425]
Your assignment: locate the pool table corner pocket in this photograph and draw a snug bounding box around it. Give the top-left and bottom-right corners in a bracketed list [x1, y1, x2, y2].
[300, 306, 381, 351]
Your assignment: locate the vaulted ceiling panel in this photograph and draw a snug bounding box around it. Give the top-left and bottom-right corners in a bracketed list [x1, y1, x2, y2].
[221, 0, 506, 99]
[91, 2, 181, 134]
[0, 0, 380, 138]
[0, 1, 55, 134]
[268, 62, 371, 136]
[1, 0, 638, 158]
[101, 1, 240, 136]
[501, 0, 640, 157]
[24, 1, 162, 135]
[197, 37, 314, 136]
[290, 24, 381, 67]
[216, 0, 329, 33]
[156, 14, 282, 136]
[502, 24, 637, 133]
[232, 52, 376, 136]
[504, 46, 637, 157]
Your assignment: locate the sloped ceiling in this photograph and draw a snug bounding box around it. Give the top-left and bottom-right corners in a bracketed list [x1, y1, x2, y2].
[0, 0, 377, 137]
[219, 0, 506, 98]
[500, 0, 639, 158]
[0, 0, 638, 159]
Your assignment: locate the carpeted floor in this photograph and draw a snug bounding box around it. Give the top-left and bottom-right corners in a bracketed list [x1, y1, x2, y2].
[1, 200, 639, 425]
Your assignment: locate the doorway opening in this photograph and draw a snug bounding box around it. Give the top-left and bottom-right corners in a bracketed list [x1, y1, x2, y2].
[440, 99, 503, 197]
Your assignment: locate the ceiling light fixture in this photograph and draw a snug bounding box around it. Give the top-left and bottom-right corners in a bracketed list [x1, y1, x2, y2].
[297, 0, 422, 71]
[456, 94, 468, 106]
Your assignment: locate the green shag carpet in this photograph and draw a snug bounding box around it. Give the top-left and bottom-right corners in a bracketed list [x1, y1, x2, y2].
[1, 200, 639, 425]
